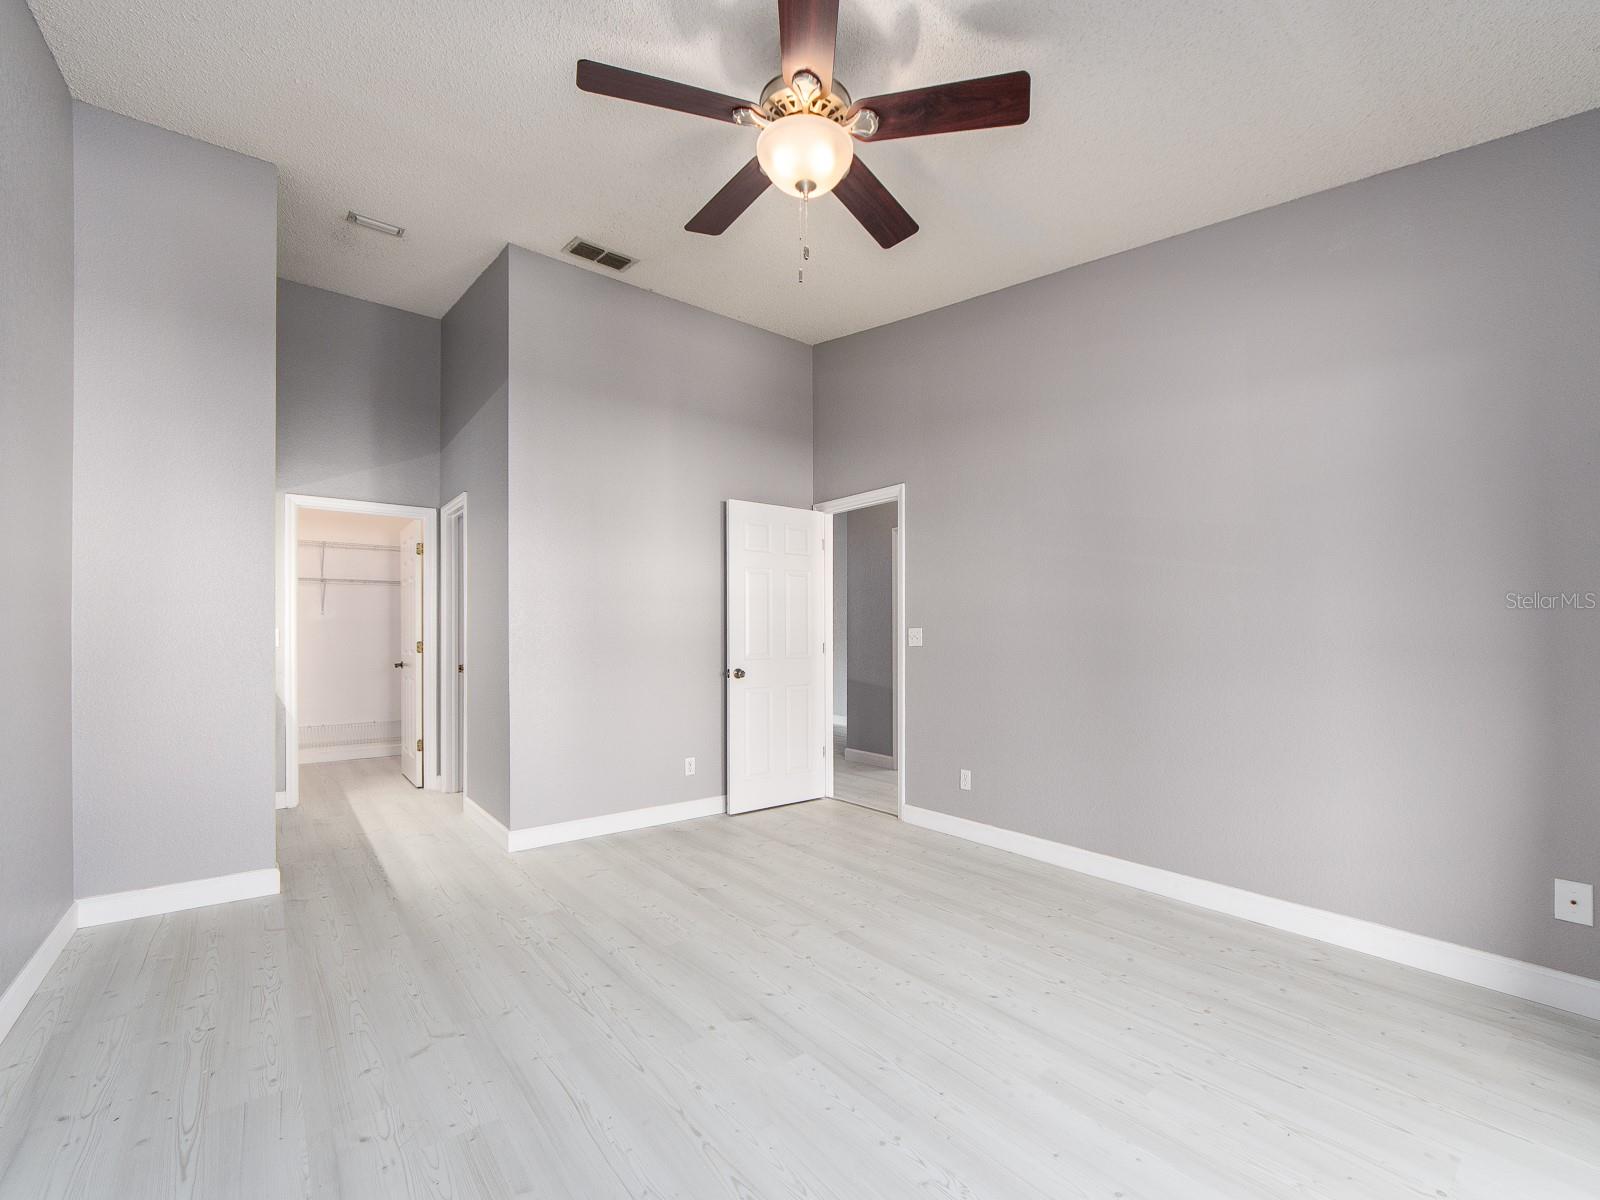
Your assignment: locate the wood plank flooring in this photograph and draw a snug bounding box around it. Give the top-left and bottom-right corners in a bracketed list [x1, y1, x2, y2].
[2, 757, 1598, 1198]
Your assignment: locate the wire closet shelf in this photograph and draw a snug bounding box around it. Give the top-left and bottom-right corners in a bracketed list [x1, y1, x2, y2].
[298, 539, 401, 614]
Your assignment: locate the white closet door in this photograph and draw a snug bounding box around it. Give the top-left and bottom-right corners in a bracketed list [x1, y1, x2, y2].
[399, 520, 424, 787]
[726, 500, 828, 815]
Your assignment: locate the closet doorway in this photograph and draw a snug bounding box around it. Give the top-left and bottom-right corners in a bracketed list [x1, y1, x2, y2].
[280, 494, 439, 810]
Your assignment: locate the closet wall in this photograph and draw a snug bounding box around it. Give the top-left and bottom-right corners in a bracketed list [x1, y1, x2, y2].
[296, 510, 410, 762]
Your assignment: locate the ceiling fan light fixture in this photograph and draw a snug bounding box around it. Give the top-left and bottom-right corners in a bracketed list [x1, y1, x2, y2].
[756, 113, 854, 199]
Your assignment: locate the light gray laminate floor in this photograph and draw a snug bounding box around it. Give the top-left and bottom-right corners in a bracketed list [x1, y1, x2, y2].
[830, 728, 899, 815]
[2, 758, 1598, 1198]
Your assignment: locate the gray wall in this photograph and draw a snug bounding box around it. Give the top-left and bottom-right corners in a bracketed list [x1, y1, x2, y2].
[277, 279, 441, 507]
[273, 280, 442, 790]
[506, 248, 812, 829]
[0, 0, 75, 994]
[72, 104, 279, 896]
[441, 251, 511, 826]
[844, 504, 896, 758]
[814, 109, 1600, 981]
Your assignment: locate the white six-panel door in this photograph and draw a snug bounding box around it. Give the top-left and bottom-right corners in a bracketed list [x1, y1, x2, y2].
[399, 519, 424, 787]
[726, 501, 828, 815]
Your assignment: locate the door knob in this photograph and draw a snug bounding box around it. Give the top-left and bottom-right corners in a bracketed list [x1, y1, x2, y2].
[394, 662, 405, 669]
[732, 668, 745, 679]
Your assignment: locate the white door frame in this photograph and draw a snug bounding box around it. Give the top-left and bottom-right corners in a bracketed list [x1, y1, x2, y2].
[280, 493, 440, 811]
[440, 492, 468, 795]
[815, 484, 906, 819]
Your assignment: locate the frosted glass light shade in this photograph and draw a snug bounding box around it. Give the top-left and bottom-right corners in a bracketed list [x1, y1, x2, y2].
[756, 114, 854, 198]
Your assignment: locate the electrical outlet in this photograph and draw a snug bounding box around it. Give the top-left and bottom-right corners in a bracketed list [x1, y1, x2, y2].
[684, 757, 696, 777]
[908, 627, 924, 647]
[1554, 879, 1593, 926]
[959, 768, 972, 791]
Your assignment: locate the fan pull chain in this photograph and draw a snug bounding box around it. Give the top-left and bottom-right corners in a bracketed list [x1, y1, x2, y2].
[797, 192, 811, 284]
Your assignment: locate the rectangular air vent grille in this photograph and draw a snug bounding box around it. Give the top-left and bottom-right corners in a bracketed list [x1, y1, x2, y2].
[564, 237, 636, 272]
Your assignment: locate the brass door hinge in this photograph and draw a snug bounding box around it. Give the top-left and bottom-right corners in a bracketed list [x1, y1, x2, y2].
[416, 739, 423, 752]
[416, 542, 424, 555]
[416, 640, 424, 653]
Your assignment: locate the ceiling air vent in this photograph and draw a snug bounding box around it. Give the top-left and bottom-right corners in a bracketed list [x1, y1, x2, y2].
[563, 237, 636, 272]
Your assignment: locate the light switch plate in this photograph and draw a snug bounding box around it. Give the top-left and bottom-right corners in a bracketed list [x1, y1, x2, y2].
[908, 627, 924, 647]
[1554, 879, 1593, 926]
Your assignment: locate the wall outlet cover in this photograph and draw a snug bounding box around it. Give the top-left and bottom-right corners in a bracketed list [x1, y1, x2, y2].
[1554, 879, 1593, 926]
[908, 627, 924, 647]
[684, 757, 696, 777]
[958, 768, 972, 791]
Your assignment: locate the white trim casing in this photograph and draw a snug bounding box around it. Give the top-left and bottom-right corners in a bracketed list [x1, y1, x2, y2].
[843, 747, 896, 770]
[440, 492, 468, 795]
[282, 493, 441, 813]
[903, 805, 1600, 1022]
[275, 790, 294, 810]
[815, 484, 908, 821]
[76, 868, 281, 929]
[0, 905, 78, 1048]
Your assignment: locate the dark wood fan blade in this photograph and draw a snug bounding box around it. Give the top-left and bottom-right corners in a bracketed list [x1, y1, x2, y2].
[576, 59, 750, 123]
[778, 0, 840, 94]
[832, 157, 918, 249]
[685, 158, 771, 235]
[849, 71, 1030, 140]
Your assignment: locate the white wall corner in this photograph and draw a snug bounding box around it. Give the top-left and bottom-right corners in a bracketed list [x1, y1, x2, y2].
[0, 904, 78, 1048]
[76, 867, 281, 929]
[506, 795, 726, 853]
[275, 790, 296, 809]
[902, 804, 1600, 1023]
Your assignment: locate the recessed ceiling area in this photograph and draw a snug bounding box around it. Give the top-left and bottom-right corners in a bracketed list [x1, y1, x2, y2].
[31, 0, 1600, 343]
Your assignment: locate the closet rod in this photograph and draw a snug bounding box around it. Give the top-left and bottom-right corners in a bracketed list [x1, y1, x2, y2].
[297, 539, 401, 553]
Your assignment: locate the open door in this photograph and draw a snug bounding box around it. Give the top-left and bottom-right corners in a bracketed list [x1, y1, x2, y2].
[726, 500, 828, 814]
[399, 519, 424, 787]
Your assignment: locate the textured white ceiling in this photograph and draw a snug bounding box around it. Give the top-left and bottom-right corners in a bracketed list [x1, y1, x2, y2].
[32, 1, 1600, 343]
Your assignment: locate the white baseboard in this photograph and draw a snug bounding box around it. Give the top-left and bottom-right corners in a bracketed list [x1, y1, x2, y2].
[0, 904, 78, 1048]
[903, 805, 1600, 1023]
[298, 742, 400, 765]
[499, 795, 726, 852]
[843, 747, 896, 770]
[462, 794, 511, 850]
[77, 867, 281, 929]
[275, 790, 295, 809]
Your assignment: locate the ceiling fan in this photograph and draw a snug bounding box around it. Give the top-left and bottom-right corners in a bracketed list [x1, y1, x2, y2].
[575, 0, 1030, 250]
